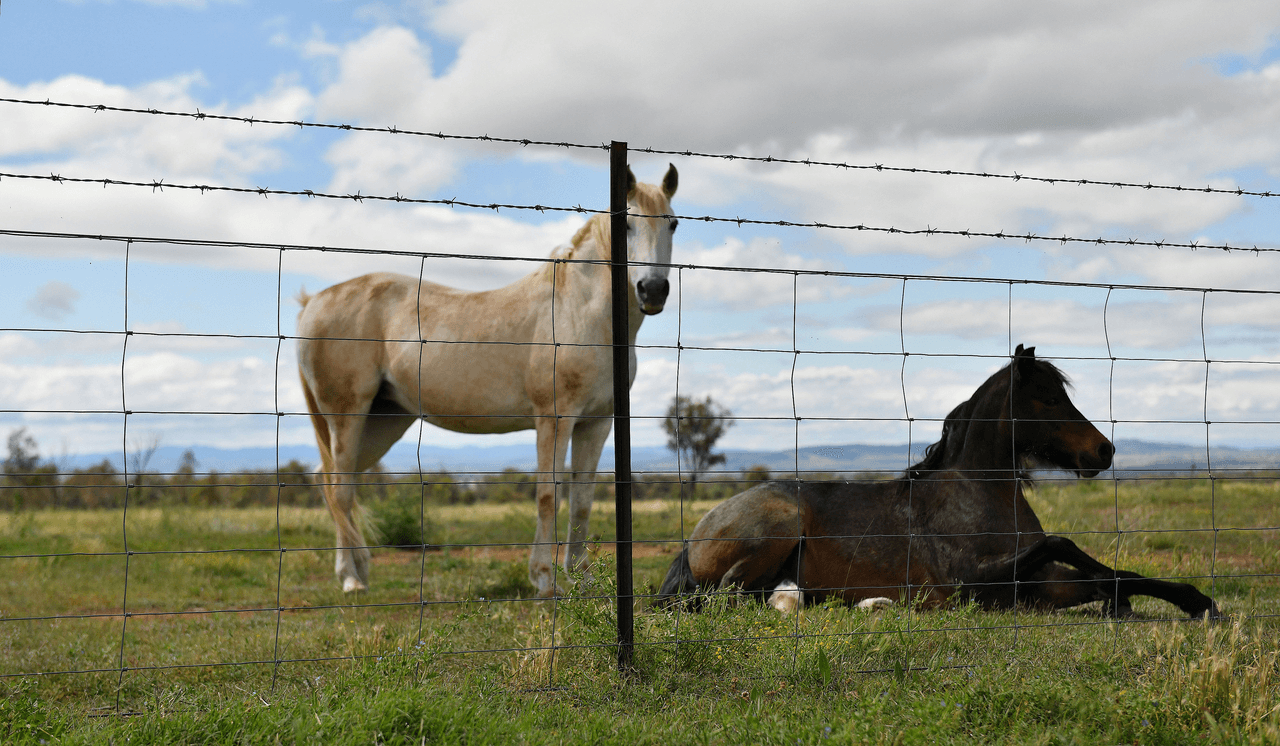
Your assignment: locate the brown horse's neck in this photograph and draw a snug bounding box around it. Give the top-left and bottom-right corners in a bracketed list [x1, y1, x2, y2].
[928, 373, 1023, 478]
[937, 375, 1046, 537]
[953, 411, 1021, 478]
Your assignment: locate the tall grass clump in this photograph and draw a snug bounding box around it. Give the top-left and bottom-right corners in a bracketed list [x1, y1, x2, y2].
[1145, 620, 1280, 740]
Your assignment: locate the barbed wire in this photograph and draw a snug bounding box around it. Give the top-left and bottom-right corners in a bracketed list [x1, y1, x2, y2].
[2, 170, 1277, 256]
[4, 95, 1278, 200]
[0, 169, 602, 217]
[0, 96, 609, 153]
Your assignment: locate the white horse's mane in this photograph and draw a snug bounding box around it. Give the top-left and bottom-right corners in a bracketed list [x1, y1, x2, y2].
[556, 181, 671, 264]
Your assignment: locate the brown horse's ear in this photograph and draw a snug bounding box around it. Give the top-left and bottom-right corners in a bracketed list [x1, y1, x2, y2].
[662, 163, 678, 198]
[627, 167, 637, 198]
[1013, 344, 1037, 381]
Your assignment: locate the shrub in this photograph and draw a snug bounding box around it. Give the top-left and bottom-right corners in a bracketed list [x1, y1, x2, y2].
[370, 493, 440, 549]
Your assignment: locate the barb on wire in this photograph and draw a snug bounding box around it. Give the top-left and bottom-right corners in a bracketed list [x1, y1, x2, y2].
[4, 95, 1277, 199]
[1, 170, 1275, 257]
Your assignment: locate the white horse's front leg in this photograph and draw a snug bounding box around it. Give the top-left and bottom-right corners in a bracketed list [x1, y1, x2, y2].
[530, 415, 574, 597]
[323, 416, 371, 593]
[566, 417, 611, 576]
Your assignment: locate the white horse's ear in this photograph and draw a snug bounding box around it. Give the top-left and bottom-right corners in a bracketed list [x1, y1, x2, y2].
[627, 167, 637, 197]
[662, 163, 678, 198]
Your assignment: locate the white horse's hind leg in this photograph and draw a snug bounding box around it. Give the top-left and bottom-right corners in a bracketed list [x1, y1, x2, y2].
[323, 414, 372, 593]
[856, 596, 894, 610]
[565, 417, 611, 576]
[530, 415, 574, 596]
[768, 580, 804, 614]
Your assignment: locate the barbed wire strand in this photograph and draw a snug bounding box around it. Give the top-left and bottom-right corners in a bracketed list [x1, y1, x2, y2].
[3, 168, 1278, 257]
[4, 95, 1278, 200]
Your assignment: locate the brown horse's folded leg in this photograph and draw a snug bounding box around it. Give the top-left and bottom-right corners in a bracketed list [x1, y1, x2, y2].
[972, 535, 1220, 619]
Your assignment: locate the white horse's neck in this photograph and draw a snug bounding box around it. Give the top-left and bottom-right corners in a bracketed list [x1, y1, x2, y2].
[533, 215, 645, 343]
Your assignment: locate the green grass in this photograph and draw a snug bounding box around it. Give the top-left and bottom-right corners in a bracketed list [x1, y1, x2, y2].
[3, 478, 1280, 744]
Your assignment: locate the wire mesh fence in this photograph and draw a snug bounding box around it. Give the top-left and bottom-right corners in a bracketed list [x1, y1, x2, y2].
[2, 96, 1279, 712]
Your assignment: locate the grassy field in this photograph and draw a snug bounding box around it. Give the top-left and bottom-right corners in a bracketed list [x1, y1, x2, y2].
[3, 476, 1279, 744]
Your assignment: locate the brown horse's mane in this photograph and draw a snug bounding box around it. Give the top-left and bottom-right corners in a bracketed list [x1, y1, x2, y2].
[906, 355, 1070, 480]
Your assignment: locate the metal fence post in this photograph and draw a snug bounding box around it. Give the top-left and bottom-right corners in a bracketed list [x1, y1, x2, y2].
[609, 141, 635, 671]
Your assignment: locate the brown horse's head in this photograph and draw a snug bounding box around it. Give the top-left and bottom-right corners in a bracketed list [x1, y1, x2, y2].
[1008, 345, 1114, 478]
[910, 345, 1114, 479]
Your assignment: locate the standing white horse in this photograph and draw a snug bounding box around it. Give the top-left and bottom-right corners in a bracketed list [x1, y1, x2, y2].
[296, 165, 678, 595]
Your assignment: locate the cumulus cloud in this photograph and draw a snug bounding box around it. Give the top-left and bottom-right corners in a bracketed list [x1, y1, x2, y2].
[674, 236, 847, 312]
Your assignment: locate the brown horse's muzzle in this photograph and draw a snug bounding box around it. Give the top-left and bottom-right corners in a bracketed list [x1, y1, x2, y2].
[1075, 436, 1114, 478]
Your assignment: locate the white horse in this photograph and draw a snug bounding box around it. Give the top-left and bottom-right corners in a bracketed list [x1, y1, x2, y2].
[296, 165, 678, 595]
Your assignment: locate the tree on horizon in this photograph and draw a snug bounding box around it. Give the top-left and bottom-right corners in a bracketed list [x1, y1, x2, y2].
[662, 395, 733, 488]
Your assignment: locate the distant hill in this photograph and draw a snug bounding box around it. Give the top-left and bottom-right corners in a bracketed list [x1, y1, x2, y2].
[53, 439, 1280, 478]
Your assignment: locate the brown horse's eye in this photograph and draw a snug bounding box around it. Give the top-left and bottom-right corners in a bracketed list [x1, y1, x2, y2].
[1045, 396, 1060, 407]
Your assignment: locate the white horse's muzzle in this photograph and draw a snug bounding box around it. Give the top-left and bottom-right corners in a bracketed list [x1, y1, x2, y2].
[637, 278, 669, 315]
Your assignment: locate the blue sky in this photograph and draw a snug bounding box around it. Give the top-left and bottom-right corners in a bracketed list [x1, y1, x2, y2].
[4, 1, 1280, 467]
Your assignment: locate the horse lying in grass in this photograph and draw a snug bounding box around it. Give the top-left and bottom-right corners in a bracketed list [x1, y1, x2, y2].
[298, 165, 678, 595]
[658, 345, 1220, 620]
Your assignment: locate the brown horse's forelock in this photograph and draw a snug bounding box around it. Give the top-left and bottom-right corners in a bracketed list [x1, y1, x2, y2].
[905, 356, 1072, 480]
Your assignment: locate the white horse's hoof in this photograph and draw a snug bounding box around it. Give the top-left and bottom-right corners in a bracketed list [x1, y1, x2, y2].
[342, 577, 367, 593]
[856, 596, 893, 610]
[768, 581, 804, 614]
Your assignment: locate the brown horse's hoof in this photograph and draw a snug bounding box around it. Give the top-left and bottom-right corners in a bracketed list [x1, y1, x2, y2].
[1196, 602, 1226, 622]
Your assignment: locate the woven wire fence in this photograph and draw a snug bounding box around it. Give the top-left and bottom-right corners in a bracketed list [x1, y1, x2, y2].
[2, 97, 1279, 708]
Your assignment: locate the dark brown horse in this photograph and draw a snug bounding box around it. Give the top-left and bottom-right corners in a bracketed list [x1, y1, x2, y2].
[658, 345, 1220, 619]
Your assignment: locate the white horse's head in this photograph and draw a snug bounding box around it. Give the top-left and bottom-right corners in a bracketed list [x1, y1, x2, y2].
[627, 164, 678, 315]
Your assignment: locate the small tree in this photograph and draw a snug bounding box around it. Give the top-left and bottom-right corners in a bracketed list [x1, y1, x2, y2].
[4, 428, 58, 510]
[663, 395, 733, 487]
[4, 428, 40, 479]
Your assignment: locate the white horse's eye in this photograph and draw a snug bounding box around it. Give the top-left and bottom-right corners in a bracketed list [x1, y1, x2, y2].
[670, 219, 678, 233]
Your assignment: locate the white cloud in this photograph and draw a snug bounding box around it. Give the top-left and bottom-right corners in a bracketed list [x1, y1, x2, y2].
[325, 132, 461, 197]
[317, 26, 435, 124]
[674, 237, 844, 311]
[0, 75, 313, 183]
